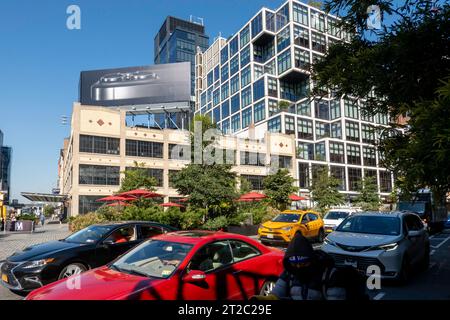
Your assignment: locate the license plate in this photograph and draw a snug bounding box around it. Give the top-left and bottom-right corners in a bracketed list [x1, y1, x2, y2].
[344, 259, 357, 268]
[1, 273, 8, 283]
[267, 234, 274, 239]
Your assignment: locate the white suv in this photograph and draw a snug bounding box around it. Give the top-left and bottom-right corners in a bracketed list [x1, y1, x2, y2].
[323, 208, 359, 234]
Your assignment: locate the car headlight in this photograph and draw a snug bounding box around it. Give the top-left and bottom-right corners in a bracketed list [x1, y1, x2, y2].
[372, 243, 399, 251]
[22, 258, 55, 269]
[281, 226, 292, 231]
[323, 238, 336, 246]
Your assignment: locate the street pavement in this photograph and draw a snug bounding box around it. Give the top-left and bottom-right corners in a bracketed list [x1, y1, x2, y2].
[1, 226, 449, 300]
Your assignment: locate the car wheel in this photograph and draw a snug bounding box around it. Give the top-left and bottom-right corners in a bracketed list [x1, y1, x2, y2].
[397, 255, 411, 285]
[317, 229, 325, 243]
[259, 280, 276, 296]
[58, 263, 87, 280]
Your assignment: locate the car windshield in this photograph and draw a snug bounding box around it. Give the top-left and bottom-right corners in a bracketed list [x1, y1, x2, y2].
[111, 240, 193, 279]
[64, 225, 114, 244]
[336, 215, 401, 236]
[324, 211, 350, 220]
[272, 214, 300, 223]
[397, 202, 426, 215]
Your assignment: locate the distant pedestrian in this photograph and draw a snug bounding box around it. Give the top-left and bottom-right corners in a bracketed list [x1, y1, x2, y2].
[40, 213, 45, 226]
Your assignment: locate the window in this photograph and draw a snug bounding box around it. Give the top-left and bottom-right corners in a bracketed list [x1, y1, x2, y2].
[345, 121, 360, 142]
[294, 25, 309, 48]
[277, 50, 291, 74]
[296, 100, 310, 116]
[285, 115, 295, 135]
[214, 106, 221, 122]
[254, 41, 275, 64]
[254, 64, 264, 80]
[293, 2, 308, 26]
[348, 167, 362, 191]
[213, 89, 220, 106]
[276, 4, 290, 31]
[125, 140, 163, 158]
[169, 170, 180, 188]
[362, 124, 375, 144]
[331, 122, 342, 139]
[311, 32, 326, 53]
[363, 146, 377, 167]
[380, 171, 392, 192]
[221, 82, 229, 101]
[230, 36, 239, 57]
[297, 118, 313, 140]
[79, 196, 104, 215]
[169, 144, 190, 161]
[253, 78, 265, 102]
[330, 166, 346, 191]
[315, 100, 330, 120]
[221, 64, 229, 82]
[241, 87, 252, 107]
[330, 100, 341, 119]
[230, 75, 240, 95]
[266, 11, 275, 32]
[240, 151, 266, 166]
[297, 142, 314, 160]
[242, 107, 252, 128]
[241, 175, 264, 190]
[231, 114, 241, 132]
[364, 169, 377, 181]
[254, 101, 266, 123]
[140, 225, 164, 238]
[221, 118, 230, 134]
[268, 116, 282, 133]
[294, 48, 310, 69]
[310, 11, 325, 32]
[241, 66, 251, 88]
[240, 25, 250, 48]
[229, 240, 261, 262]
[315, 121, 330, 139]
[344, 99, 359, 119]
[214, 66, 220, 83]
[220, 45, 229, 64]
[267, 77, 278, 97]
[264, 59, 276, 75]
[361, 107, 374, 122]
[327, 17, 341, 38]
[207, 71, 214, 87]
[251, 13, 263, 38]
[298, 162, 310, 188]
[221, 100, 230, 119]
[240, 45, 250, 67]
[375, 113, 389, 125]
[347, 144, 361, 165]
[271, 155, 292, 169]
[230, 94, 240, 114]
[277, 27, 290, 52]
[315, 142, 326, 161]
[126, 167, 164, 187]
[268, 99, 279, 116]
[79, 165, 120, 186]
[79, 135, 120, 155]
[312, 164, 327, 181]
[330, 142, 345, 163]
[230, 55, 239, 75]
[188, 241, 233, 273]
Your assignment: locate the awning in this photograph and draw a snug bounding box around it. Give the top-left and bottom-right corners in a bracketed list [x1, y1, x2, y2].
[21, 192, 68, 203]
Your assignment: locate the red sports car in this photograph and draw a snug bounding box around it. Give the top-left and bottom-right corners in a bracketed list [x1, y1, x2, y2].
[26, 231, 284, 300]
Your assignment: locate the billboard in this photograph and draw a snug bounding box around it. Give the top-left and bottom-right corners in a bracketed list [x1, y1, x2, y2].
[79, 62, 191, 107]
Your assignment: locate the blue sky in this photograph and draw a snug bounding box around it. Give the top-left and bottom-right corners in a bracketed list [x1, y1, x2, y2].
[0, 0, 284, 202]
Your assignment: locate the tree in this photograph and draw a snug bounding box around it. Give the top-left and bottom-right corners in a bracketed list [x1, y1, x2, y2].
[263, 169, 298, 211]
[239, 177, 252, 195]
[354, 176, 381, 211]
[119, 161, 157, 193]
[312, 1, 450, 205]
[310, 167, 344, 214]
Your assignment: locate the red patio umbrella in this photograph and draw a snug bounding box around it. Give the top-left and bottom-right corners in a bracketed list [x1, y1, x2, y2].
[237, 192, 267, 202]
[96, 195, 134, 202]
[107, 201, 131, 207]
[159, 202, 184, 208]
[118, 189, 164, 199]
[177, 198, 189, 202]
[289, 194, 307, 201]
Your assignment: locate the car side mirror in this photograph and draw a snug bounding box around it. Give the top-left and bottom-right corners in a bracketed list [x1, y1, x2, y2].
[103, 239, 115, 246]
[182, 270, 206, 283]
[408, 230, 421, 238]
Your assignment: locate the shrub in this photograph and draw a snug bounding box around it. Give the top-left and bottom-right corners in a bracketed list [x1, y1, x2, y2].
[202, 216, 229, 231]
[95, 206, 123, 221]
[17, 214, 38, 223]
[179, 208, 205, 230]
[69, 212, 109, 232]
[121, 205, 162, 221]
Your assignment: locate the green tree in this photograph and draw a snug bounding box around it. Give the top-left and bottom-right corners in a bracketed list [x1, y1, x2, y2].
[43, 205, 55, 218]
[354, 176, 381, 211]
[119, 161, 157, 193]
[263, 169, 298, 211]
[313, 1, 450, 206]
[239, 177, 252, 195]
[310, 167, 344, 214]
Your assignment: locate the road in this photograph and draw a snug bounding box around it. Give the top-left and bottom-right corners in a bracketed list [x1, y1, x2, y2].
[1, 227, 449, 300]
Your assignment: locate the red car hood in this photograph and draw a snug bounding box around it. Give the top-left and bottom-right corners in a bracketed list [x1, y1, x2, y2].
[27, 266, 164, 300]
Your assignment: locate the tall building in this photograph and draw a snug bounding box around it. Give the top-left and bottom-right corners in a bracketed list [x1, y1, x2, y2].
[195, 0, 394, 200]
[0, 130, 12, 204]
[154, 16, 210, 96]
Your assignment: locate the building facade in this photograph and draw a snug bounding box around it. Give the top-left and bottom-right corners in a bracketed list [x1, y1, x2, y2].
[195, 0, 393, 200]
[154, 16, 210, 96]
[59, 104, 296, 217]
[0, 130, 12, 204]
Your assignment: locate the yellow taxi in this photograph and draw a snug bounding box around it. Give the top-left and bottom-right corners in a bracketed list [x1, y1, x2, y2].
[258, 210, 325, 246]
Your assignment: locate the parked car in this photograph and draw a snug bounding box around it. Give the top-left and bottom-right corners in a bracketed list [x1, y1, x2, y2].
[0, 221, 177, 295]
[323, 208, 360, 234]
[258, 210, 325, 246]
[26, 231, 285, 300]
[322, 211, 430, 283]
[444, 216, 450, 229]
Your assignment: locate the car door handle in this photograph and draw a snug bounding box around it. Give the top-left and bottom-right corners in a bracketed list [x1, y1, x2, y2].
[232, 270, 242, 275]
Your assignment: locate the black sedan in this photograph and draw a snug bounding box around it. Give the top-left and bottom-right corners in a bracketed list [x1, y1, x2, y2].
[0, 221, 176, 295]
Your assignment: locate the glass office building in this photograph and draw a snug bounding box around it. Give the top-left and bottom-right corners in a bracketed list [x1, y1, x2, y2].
[0, 130, 12, 204]
[154, 16, 210, 96]
[195, 0, 393, 199]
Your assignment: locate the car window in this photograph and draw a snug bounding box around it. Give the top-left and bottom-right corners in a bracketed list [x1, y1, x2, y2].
[140, 225, 164, 239]
[229, 240, 261, 262]
[105, 226, 136, 243]
[404, 215, 423, 231]
[337, 216, 400, 235]
[187, 241, 233, 273]
[301, 214, 309, 224]
[307, 213, 318, 221]
[324, 211, 350, 220]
